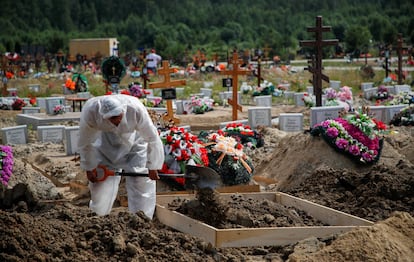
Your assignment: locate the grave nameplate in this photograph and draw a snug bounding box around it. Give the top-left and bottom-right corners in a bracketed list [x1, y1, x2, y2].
[253, 95, 272, 107]
[306, 86, 314, 95]
[175, 100, 184, 114]
[45, 97, 65, 115]
[293, 92, 306, 106]
[200, 88, 213, 98]
[65, 126, 80, 155]
[22, 107, 41, 114]
[7, 88, 17, 96]
[310, 105, 345, 127]
[368, 106, 386, 123]
[279, 113, 303, 132]
[363, 88, 377, 100]
[219, 91, 241, 103]
[385, 104, 407, 124]
[394, 84, 411, 94]
[248, 107, 272, 128]
[361, 82, 373, 91]
[329, 80, 341, 90]
[28, 84, 40, 93]
[37, 97, 46, 109]
[1, 125, 28, 145]
[37, 125, 65, 143]
[284, 91, 294, 99]
[203, 81, 214, 88]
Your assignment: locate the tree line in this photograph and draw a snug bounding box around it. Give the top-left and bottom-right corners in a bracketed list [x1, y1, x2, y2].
[0, 0, 413, 63]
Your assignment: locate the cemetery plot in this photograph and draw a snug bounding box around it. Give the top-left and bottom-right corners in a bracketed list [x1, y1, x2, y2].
[1, 125, 28, 145]
[278, 113, 303, 132]
[156, 191, 373, 248]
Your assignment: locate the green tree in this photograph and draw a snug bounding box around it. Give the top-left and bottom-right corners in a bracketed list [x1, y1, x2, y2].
[344, 25, 372, 54]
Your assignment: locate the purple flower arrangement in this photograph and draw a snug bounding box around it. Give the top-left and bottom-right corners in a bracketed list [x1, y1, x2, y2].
[0, 145, 14, 186]
[310, 111, 386, 164]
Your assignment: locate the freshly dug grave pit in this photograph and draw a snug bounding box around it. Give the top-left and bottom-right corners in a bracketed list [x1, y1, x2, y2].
[168, 188, 326, 229]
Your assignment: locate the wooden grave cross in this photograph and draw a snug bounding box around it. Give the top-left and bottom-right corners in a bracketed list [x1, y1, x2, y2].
[220, 52, 251, 120]
[149, 60, 186, 124]
[1, 55, 8, 96]
[300, 16, 338, 107]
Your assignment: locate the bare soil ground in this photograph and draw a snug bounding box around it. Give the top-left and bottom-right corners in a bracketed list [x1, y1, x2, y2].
[1, 106, 414, 262]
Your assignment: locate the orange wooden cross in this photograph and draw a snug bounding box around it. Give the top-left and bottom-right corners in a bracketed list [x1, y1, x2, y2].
[149, 60, 186, 124]
[220, 52, 251, 120]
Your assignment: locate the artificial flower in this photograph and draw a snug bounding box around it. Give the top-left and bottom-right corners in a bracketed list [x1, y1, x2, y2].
[0, 145, 14, 186]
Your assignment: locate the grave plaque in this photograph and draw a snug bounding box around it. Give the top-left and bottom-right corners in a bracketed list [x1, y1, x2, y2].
[394, 84, 411, 94]
[22, 107, 41, 114]
[329, 80, 341, 90]
[37, 97, 46, 109]
[253, 95, 272, 107]
[279, 113, 304, 132]
[294, 92, 306, 106]
[284, 91, 294, 99]
[65, 126, 80, 155]
[306, 86, 314, 94]
[45, 97, 65, 115]
[175, 100, 184, 115]
[200, 88, 212, 98]
[385, 104, 407, 124]
[37, 125, 65, 143]
[248, 107, 272, 128]
[310, 105, 345, 127]
[1, 125, 28, 145]
[7, 88, 17, 96]
[363, 88, 377, 100]
[203, 81, 214, 88]
[28, 84, 40, 93]
[361, 82, 373, 91]
[161, 88, 177, 100]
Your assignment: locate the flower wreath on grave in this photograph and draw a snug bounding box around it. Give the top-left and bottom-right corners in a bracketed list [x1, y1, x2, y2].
[310, 108, 386, 164]
[220, 123, 264, 149]
[0, 145, 14, 186]
[384, 92, 414, 106]
[375, 85, 390, 100]
[127, 82, 151, 98]
[158, 126, 209, 186]
[11, 98, 26, 110]
[389, 104, 414, 126]
[197, 131, 254, 186]
[53, 104, 66, 115]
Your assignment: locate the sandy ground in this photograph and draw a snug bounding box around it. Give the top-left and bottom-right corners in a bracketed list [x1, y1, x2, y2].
[0, 104, 414, 261]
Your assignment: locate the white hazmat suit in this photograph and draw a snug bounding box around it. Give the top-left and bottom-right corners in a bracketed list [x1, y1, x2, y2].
[78, 94, 164, 218]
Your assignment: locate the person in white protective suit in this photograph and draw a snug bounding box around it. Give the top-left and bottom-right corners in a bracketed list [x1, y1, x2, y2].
[78, 94, 164, 218]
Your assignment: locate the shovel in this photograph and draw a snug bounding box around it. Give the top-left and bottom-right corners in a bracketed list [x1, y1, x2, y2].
[92, 164, 222, 189]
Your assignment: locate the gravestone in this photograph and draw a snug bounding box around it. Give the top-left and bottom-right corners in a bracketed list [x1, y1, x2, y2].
[36, 97, 46, 109]
[329, 80, 341, 90]
[219, 119, 249, 129]
[294, 92, 307, 106]
[253, 95, 272, 107]
[248, 107, 272, 128]
[219, 91, 241, 104]
[363, 88, 377, 100]
[284, 91, 294, 99]
[203, 81, 214, 88]
[1, 125, 28, 144]
[385, 85, 396, 95]
[368, 105, 386, 123]
[360, 82, 373, 91]
[278, 113, 304, 132]
[28, 84, 40, 93]
[306, 86, 314, 94]
[394, 84, 411, 94]
[200, 88, 212, 98]
[310, 105, 345, 127]
[22, 107, 41, 114]
[37, 125, 65, 143]
[385, 104, 407, 124]
[7, 88, 17, 96]
[175, 100, 184, 114]
[64, 126, 80, 155]
[45, 97, 65, 115]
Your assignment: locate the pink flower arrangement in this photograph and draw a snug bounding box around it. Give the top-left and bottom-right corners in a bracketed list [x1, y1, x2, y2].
[0, 145, 14, 186]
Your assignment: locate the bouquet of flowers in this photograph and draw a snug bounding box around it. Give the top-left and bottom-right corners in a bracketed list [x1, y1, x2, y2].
[198, 131, 254, 186]
[389, 104, 414, 126]
[220, 123, 264, 149]
[128, 82, 151, 98]
[375, 85, 389, 100]
[53, 104, 66, 115]
[0, 145, 13, 186]
[302, 93, 315, 107]
[190, 95, 214, 114]
[159, 126, 209, 185]
[310, 109, 386, 164]
[11, 98, 26, 110]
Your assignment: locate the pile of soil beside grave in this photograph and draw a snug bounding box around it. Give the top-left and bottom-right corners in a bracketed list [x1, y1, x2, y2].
[169, 188, 325, 229]
[1, 109, 414, 261]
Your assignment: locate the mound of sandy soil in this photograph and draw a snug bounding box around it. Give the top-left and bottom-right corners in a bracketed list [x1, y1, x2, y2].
[1, 108, 414, 261]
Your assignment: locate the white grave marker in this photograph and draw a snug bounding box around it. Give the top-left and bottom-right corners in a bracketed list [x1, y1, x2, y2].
[329, 80, 341, 90]
[310, 105, 345, 127]
[253, 95, 272, 107]
[22, 107, 41, 114]
[45, 97, 65, 115]
[279, 113, 303, 132]
[37, 125, 65, 143]
[28, 84, 40, 93]
[200, 88, 212, 98]
[394, 84, 411, 94]
[360, 82, 373, 91]
[65, 126, 80, 155]
[1, 125, 28, 145]
[248, 107, 272, 128]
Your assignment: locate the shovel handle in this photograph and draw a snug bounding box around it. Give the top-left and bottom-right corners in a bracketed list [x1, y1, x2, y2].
[92, 165, 149, 182]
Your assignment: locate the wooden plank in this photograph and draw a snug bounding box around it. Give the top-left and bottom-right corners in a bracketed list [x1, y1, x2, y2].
[155, 204, 218, 246]
[156, 184, 260, 196]
[277, 192, 374, 226]
[215, 226, 371, 248]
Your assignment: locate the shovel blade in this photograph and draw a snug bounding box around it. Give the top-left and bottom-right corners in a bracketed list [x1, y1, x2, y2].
[184, 165, 222, 190]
